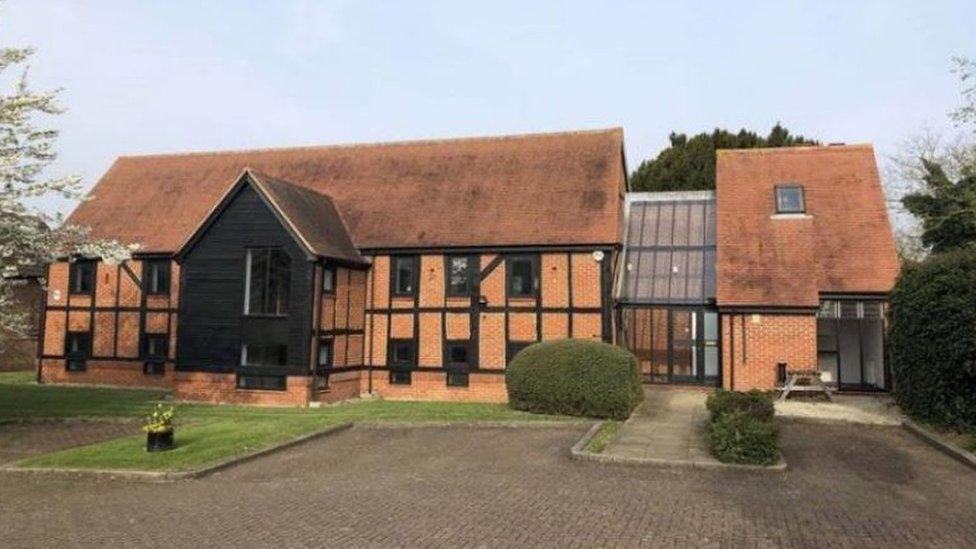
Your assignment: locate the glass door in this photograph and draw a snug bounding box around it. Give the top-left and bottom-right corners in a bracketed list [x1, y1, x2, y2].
[669, 310, 697, 382]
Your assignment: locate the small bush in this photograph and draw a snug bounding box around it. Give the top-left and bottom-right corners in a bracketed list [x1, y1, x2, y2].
[706, 411, 779, 465]
[506, 339, 643, 420]
[891, 247, 976, 431]
[706, 389, 774, 422]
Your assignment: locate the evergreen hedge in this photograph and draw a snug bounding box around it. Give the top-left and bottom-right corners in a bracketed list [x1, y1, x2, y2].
[505, 339, 643, 420]
[705, 390, 779, 465]
[890, 247, 976, 430]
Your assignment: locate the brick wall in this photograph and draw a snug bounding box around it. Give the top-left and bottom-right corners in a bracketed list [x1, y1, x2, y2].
[370, 371, 507, 403]
[39, 358, 174, 389]
[721, 313, 816, 391]
[41, 259, 179, 389]
[362, 250, 610, 403]
[173, 372, 311, 406]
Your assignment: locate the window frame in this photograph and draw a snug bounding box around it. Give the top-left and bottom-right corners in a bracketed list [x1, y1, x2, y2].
[505, 254, 540, 299]
[143, 259, 171, 296]
[390, 255, 419, 298]
[142, 333, 168, 376]
[445, 255, 475, 297]
[389, 370, 412, 385]
[388, 338, 416, 385]
[240, 343, 288, 367]
[65, 331, 91, 372]
[444, 340, 471, 388]
[322, 264, 337, 295]
[315, 339, 334, 390]
[243, 247, 291, 317]
[506, 341, 533, 366]
[68, 260, 96, 296]
[236, 374, 287, 391]
[774, 185, 806, 214]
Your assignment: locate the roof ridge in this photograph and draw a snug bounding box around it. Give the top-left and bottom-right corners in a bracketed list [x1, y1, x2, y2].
[116, 126, 624, 161]
[717, 143, 873, 155]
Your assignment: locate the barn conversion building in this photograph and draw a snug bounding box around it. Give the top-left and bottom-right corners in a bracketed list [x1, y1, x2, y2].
[37, 128, 899, 405]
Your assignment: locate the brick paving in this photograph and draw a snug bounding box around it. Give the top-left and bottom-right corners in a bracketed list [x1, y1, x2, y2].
[0, 421, 137, 464]
[1, 422, 975, 548]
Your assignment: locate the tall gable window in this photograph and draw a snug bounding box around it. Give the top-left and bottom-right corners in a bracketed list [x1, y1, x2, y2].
[244, 248, 290, 316]
[506, 255, 539, 298]
[144, 260, 171, 295]
[69, 260, 95, 296]
[775, 185, 806, 214]
[391, 256, 418, 297]
[446, 255, 473, 297]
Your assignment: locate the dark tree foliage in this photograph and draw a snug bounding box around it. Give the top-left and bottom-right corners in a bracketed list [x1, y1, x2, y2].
[901, 159, 976, 253]
[890, 247, 976, 430]
[629, 124, 819, 192]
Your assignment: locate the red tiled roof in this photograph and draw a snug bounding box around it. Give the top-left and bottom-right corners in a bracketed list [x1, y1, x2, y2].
[68, 128, 626, 254]
[715, 144, 900, 308]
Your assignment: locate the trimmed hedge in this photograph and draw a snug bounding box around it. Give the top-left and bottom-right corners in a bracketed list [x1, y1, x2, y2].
[890, 247, 976, 431]
[706, 411, 779, 465]
[505, 339, 643, 420]
[706, 389, 774, 422]
[705, 390, 779, 465]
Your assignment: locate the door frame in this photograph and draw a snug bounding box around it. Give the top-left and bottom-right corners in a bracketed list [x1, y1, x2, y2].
[617, 305, 721, 386]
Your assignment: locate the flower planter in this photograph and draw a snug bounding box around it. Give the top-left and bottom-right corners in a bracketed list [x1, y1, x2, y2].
[146, 430, 175, 452]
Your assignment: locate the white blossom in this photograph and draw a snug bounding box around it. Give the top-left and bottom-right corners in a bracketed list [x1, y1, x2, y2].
[1, 45, 133, 345]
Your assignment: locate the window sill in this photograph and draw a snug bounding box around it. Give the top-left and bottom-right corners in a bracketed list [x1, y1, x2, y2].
[770, 213, 812, 220]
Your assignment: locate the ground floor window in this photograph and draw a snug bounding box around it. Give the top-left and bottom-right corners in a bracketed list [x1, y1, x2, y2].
[506, 341, 533, 365]
[236, 374, 286, 391]
[65, 331, 90, 372]
[617, 307, 720, 385]
[817, 300, 887, 390]
[389, 370, 412, 385]
[315, 339, 333, 390]
[142, 333, 168, 376]
[445, 340, 470, 387]
[447, 371, 469, 387]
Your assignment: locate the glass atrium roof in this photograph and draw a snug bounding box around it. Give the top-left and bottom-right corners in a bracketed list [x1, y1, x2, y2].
[616, 191, 717, 304]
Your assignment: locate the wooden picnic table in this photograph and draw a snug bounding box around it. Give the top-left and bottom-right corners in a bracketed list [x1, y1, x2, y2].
[778, 370, 834, 402]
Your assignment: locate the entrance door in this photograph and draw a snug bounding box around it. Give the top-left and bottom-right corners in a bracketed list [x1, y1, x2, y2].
[619, 307, 720, 386]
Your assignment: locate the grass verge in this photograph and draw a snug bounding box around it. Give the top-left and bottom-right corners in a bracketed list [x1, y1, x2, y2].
[582, 421, 622, 453]
[2, 372, 566, 472]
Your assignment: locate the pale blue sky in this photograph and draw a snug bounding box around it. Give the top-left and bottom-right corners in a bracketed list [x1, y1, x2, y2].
[4, 1, 974, 215]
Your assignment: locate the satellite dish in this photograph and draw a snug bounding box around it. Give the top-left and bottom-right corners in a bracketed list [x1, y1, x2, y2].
[592, 250, 605, 262]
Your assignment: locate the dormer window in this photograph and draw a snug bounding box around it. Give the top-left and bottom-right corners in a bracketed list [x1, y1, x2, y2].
[775, 185, 805, 214]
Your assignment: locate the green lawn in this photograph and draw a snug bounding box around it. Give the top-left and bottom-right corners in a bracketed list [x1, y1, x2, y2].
[582, 420, 622, 453]
[0, 371, 568, 472]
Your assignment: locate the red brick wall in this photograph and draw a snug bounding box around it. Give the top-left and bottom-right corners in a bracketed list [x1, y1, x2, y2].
[39, 358, 174, 389]
[721, 313, 816, 391]
[362, 251, 609, 402]
[173, 372, 311, 406]
[41, 260, 179, 388]
[370, 371, 507, 403]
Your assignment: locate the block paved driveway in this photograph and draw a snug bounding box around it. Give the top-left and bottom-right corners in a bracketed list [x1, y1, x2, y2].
[2, 422, 975, 548]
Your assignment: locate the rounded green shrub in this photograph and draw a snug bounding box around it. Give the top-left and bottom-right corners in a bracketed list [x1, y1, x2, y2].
[505, 339, 643, 420]
[706, 411, 779, 465]
[890, 247, 976, 431]
[706, 389, 774, 422]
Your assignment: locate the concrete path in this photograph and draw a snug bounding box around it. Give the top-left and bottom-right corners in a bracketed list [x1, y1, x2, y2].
[604, 386, 719, 465]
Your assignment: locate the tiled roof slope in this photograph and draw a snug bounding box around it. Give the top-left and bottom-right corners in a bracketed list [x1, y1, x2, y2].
[68, 128, 625, 253]
[715, 144, 900, 308]
[246, 171, 366, 265]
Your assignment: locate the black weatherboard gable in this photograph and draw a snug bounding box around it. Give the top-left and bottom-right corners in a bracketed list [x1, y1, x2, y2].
[176, 169, 368, 267]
